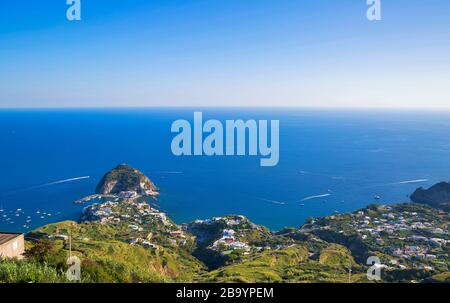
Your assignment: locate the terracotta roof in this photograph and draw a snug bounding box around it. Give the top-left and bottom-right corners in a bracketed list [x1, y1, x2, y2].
[0, 232, 22, 246]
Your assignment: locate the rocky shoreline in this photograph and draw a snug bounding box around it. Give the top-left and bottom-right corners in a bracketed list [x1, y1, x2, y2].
[9, 164, 448, 283]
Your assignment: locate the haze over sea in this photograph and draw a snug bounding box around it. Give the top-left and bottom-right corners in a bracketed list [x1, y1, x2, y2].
[1, 108, 450, 232]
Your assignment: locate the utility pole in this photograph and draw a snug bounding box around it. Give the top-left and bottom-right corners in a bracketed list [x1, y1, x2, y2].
[348, 265, 352, 283]
[69, 229, 72, 259]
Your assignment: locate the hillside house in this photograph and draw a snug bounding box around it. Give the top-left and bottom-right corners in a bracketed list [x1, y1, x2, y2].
[0, 232, 24, 259]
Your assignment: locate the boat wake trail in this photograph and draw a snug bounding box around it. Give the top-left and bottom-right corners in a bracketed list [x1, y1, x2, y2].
[0, 176, 91, 198]
[299, 193, 331, 202]
[258, 198, 287, 205]
[299, 170, 347, 181]
[393, 179, 428, 185]
[39, 176, 91, 187]
[154, 171, 183, 174]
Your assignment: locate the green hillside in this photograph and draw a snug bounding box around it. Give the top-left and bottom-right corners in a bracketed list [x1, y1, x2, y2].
[1, 166, 448, 283]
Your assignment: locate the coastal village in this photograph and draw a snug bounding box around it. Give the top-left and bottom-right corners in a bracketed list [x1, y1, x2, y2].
[81, 198, 269, 255]
[80, 194, 449, 279]
[186, 215, 264, 253]
[1, 164, 449, 283]
[300, 203, 450, 272]
[79, 191, 189, 250]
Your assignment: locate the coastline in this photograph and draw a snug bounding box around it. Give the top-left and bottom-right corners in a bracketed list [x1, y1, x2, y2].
[2, 164, 449, 283]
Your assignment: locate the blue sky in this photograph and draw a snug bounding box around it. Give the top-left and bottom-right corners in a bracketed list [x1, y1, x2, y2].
[0, 0, 449, 108]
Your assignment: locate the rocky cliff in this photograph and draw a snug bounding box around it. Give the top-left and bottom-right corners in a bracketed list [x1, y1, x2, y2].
[411, 181, 450, 209]
[95, 164, 159, 195]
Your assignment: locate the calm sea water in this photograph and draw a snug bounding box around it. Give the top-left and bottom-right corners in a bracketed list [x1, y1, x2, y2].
[1, 108, 450, 232]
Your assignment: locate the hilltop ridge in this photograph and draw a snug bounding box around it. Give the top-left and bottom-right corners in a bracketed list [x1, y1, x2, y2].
[95, 164, 159, 196]
[411, 182, 450, 210]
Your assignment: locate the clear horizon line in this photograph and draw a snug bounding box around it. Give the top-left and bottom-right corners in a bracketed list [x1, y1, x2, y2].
[1, 105, 450, 112]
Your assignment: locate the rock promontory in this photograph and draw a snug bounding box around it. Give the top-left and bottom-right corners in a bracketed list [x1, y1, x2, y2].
[411, 181, 450, 209]
[95, 164, 159, 196]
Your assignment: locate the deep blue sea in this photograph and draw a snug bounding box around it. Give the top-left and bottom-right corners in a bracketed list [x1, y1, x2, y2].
[1, 108, 450, 232]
